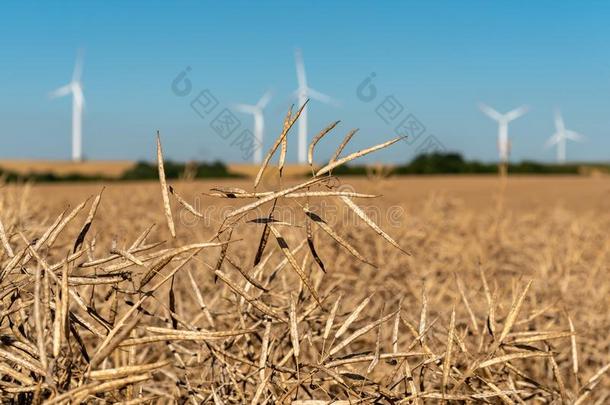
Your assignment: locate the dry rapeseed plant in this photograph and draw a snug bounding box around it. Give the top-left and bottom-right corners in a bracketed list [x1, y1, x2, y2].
[0, 105, 608, 403]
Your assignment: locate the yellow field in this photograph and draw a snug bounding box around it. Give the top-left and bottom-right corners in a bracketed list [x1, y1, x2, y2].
[0, 160, 134, 178]
[1, 175, 608, 402]
[0, 160, 319, 181]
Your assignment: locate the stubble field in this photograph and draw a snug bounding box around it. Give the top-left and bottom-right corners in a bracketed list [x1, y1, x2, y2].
[1, 174, 609, 403]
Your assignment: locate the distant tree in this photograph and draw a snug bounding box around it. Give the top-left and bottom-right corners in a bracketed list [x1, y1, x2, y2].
[120, 161, 240, 180]
[331, 152, 593, 176]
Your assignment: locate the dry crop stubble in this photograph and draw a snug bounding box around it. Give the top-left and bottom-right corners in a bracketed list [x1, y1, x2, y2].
[0, 107, 608, 403]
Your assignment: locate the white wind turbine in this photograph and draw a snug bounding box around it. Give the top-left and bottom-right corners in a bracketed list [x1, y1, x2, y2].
[294, 48, 337, 164]
[545, 110, 584, 163]
[479, 103, 528, 163]
[50, 52, 85, 162]
[234, 91, 272, 164]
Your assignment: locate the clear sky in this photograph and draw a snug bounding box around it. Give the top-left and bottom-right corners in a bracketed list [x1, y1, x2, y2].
[1, 1, 609, 163]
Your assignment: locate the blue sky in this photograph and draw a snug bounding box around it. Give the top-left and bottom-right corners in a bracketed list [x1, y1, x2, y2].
[1, 1, 609, 163]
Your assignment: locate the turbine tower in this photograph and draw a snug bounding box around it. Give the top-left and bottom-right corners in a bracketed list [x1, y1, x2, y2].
[294, 48, 336, 164]
[234, 91, 272, 164]
[50, 51, 85, 162]
[545, 110, 584, 163]
[479, 103, 528, 164]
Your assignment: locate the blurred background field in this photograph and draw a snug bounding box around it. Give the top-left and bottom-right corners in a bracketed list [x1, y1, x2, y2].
[2, 153, 609, 183]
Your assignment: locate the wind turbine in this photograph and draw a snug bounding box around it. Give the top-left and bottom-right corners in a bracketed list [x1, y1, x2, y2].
[479, 103, 528, 164]
[234, 91, 272, 164]
[294, 48, 337, 164]
[545, 110, 584, 163]
[50, 51, 85, 162]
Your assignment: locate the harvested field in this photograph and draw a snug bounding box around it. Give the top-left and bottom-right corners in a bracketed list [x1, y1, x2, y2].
[1, 136, 609, 402]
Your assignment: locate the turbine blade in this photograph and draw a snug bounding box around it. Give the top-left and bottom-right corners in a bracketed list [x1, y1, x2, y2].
[545, 133, 561, 148]
[49, 84, 72, 99]
[292, 88, 303, 100]
[307, 87, 339, 106]
[257, 90, 272, 109]
[72, 49, 85, 82]
[295, 48, 307, 88]
[233, 104, 257, 114]
[554, 109, 565, 132]
[565, 130, 584, 142]
[504, 105, 528, 122]
[478, 103, 502, 121]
